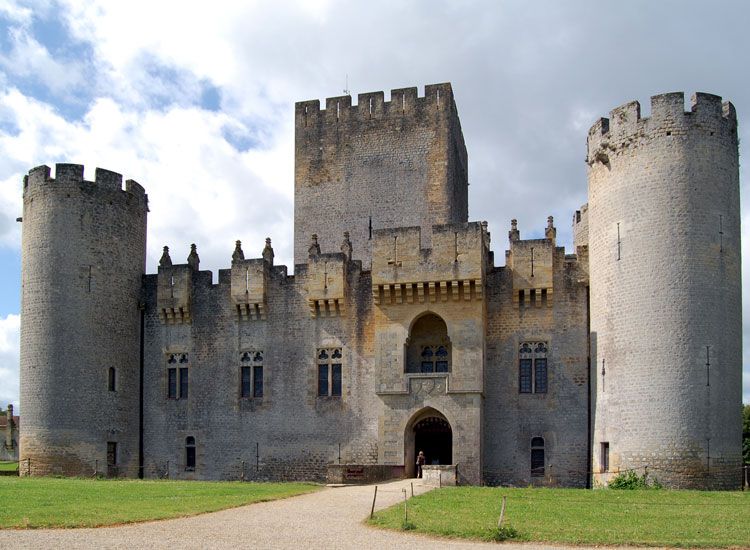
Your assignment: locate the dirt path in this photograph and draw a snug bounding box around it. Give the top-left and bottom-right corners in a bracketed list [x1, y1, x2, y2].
[0, 478, 588, 549]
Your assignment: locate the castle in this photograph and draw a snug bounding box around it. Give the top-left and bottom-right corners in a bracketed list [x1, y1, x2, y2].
[18, 83, 743, 488]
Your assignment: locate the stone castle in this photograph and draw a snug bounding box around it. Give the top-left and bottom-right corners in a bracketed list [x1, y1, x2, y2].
[18, 83, 743, 488]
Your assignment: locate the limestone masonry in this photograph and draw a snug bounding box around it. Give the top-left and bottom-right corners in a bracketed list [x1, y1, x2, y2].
[18, 83, 743, 488]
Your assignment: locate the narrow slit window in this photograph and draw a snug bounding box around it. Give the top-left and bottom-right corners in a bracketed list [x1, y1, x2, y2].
[531, 437, 545, 477]
[167, 368, 177, 399]
[108, 367, 116, 392]
[318, 364, 329, 396]
[601, 442, 610, 473]
[179, 367, 189, 399]
[253, 365, 264, 398]
[185, 436, 196, 471]
[331, 364, 342, 396]
[241, 366, 251, 398]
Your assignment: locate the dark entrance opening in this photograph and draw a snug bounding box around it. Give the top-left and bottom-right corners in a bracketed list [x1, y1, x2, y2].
[414, 416, 452, 466]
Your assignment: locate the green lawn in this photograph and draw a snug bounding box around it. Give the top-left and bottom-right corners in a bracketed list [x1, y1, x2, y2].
[0, 462, 18, 472]
[0, 477, 319, 528]
[368, 487, 750, 547]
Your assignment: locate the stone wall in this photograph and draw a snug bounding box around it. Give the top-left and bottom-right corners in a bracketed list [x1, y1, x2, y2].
[141, 244, 381, 482]
[483, 219, 590, 487]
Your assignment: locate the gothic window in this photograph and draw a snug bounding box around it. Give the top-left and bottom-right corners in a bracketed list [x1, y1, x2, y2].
[108, 367, 116, 392]
[531, 437, 545, 477]
[185, 436, 196, 471]
[166, 353, 189, 399]
[318, 348, 342, 397]
[519, 342, 548, 394]
[406, 313, 452, 373]
[240, 351, 264, 398]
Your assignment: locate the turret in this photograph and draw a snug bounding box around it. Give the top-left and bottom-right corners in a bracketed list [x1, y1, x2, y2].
[19, 164, 147, 476]
[587, 93, 741, 489]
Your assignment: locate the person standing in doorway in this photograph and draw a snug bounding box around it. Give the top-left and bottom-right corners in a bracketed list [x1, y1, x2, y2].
[416, 450, 426, 478]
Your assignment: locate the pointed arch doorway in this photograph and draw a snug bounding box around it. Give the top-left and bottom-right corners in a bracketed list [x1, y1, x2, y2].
[405, 408, 453, 476]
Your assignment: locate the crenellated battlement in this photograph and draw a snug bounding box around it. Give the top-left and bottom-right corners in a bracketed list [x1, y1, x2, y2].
[371, 222, 488, 305]
[23, 163, 147, 203]
[295, 83, 456, 128]
[587, 92, 737, 165]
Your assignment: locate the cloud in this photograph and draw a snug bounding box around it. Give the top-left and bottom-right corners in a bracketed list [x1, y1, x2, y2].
[0, 314, 20, 413]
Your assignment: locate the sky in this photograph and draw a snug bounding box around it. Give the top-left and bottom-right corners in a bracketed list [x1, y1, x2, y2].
[0, 0, 749, 412]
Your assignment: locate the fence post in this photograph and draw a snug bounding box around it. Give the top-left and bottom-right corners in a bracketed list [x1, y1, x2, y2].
[402, 488, 408, 524]
[241, 460, 246, 481]
[497, 495, 507, 528]
[27, 457, 31, 476]
[94, 459, 98, 477]
[370, 485, 378, 519]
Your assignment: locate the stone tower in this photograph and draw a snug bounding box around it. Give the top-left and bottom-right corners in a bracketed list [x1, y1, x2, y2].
[19, 164, 147, 476]
[587, 93, 742, 488]
[294, 83, 468, 267]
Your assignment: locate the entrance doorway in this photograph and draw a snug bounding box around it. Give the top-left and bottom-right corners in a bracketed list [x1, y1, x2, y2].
[413, 416, 452, 467]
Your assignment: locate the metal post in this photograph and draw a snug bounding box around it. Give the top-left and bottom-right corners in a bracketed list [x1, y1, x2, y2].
[241, 460, 246, 481]
[256, 442, 259, 472]
[338, 443, 341, 465]
[370, 486, 378, 519]
[94, 459, 98, 477]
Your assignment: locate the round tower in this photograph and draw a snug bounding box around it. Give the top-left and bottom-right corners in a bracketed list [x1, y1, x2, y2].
[587, 93, 742, 489]
[19, 164, 147, 477]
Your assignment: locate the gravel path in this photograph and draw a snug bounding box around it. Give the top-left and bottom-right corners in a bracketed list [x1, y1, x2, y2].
[0, 478, 594, 549]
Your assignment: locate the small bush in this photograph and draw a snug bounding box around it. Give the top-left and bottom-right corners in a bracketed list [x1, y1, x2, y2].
[490, 525, 519, 541]
[608, 470, 661, 490]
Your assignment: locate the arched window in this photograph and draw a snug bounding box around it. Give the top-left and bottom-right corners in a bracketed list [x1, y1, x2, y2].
[406, 314, 452, 373]
[185, 436, 196, 471]
[531, 437, 545, 477]
[108, 367, 116, 392]
[519, 342, 548, 394]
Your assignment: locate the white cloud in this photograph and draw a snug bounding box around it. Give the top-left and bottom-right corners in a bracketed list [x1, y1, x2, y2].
[0, 314, 20, 413]
[0, 87, 293, 271]
[0, 25, 84, 95]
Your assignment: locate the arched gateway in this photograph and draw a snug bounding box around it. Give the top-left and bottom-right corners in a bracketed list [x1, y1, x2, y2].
[404, 408, 453, 477]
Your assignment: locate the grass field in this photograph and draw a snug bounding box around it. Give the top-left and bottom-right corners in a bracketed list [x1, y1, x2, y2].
[0, 477, 319, 528]
[0, 462, 18, 472]
[368, 486, 750, 547]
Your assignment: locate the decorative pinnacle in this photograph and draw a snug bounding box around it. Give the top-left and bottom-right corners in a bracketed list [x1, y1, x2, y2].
[545, 216, 556, 242]
[232, 240, 245, 263]
[480, 221, 490, 248]
[263, 237, 274, 265]
[159, 246, 172, 267]
[508, 219, 520, 242]
[341, 231, 352, 261]
[308, 234, 321, 259]
[187, 243, 200, 270]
